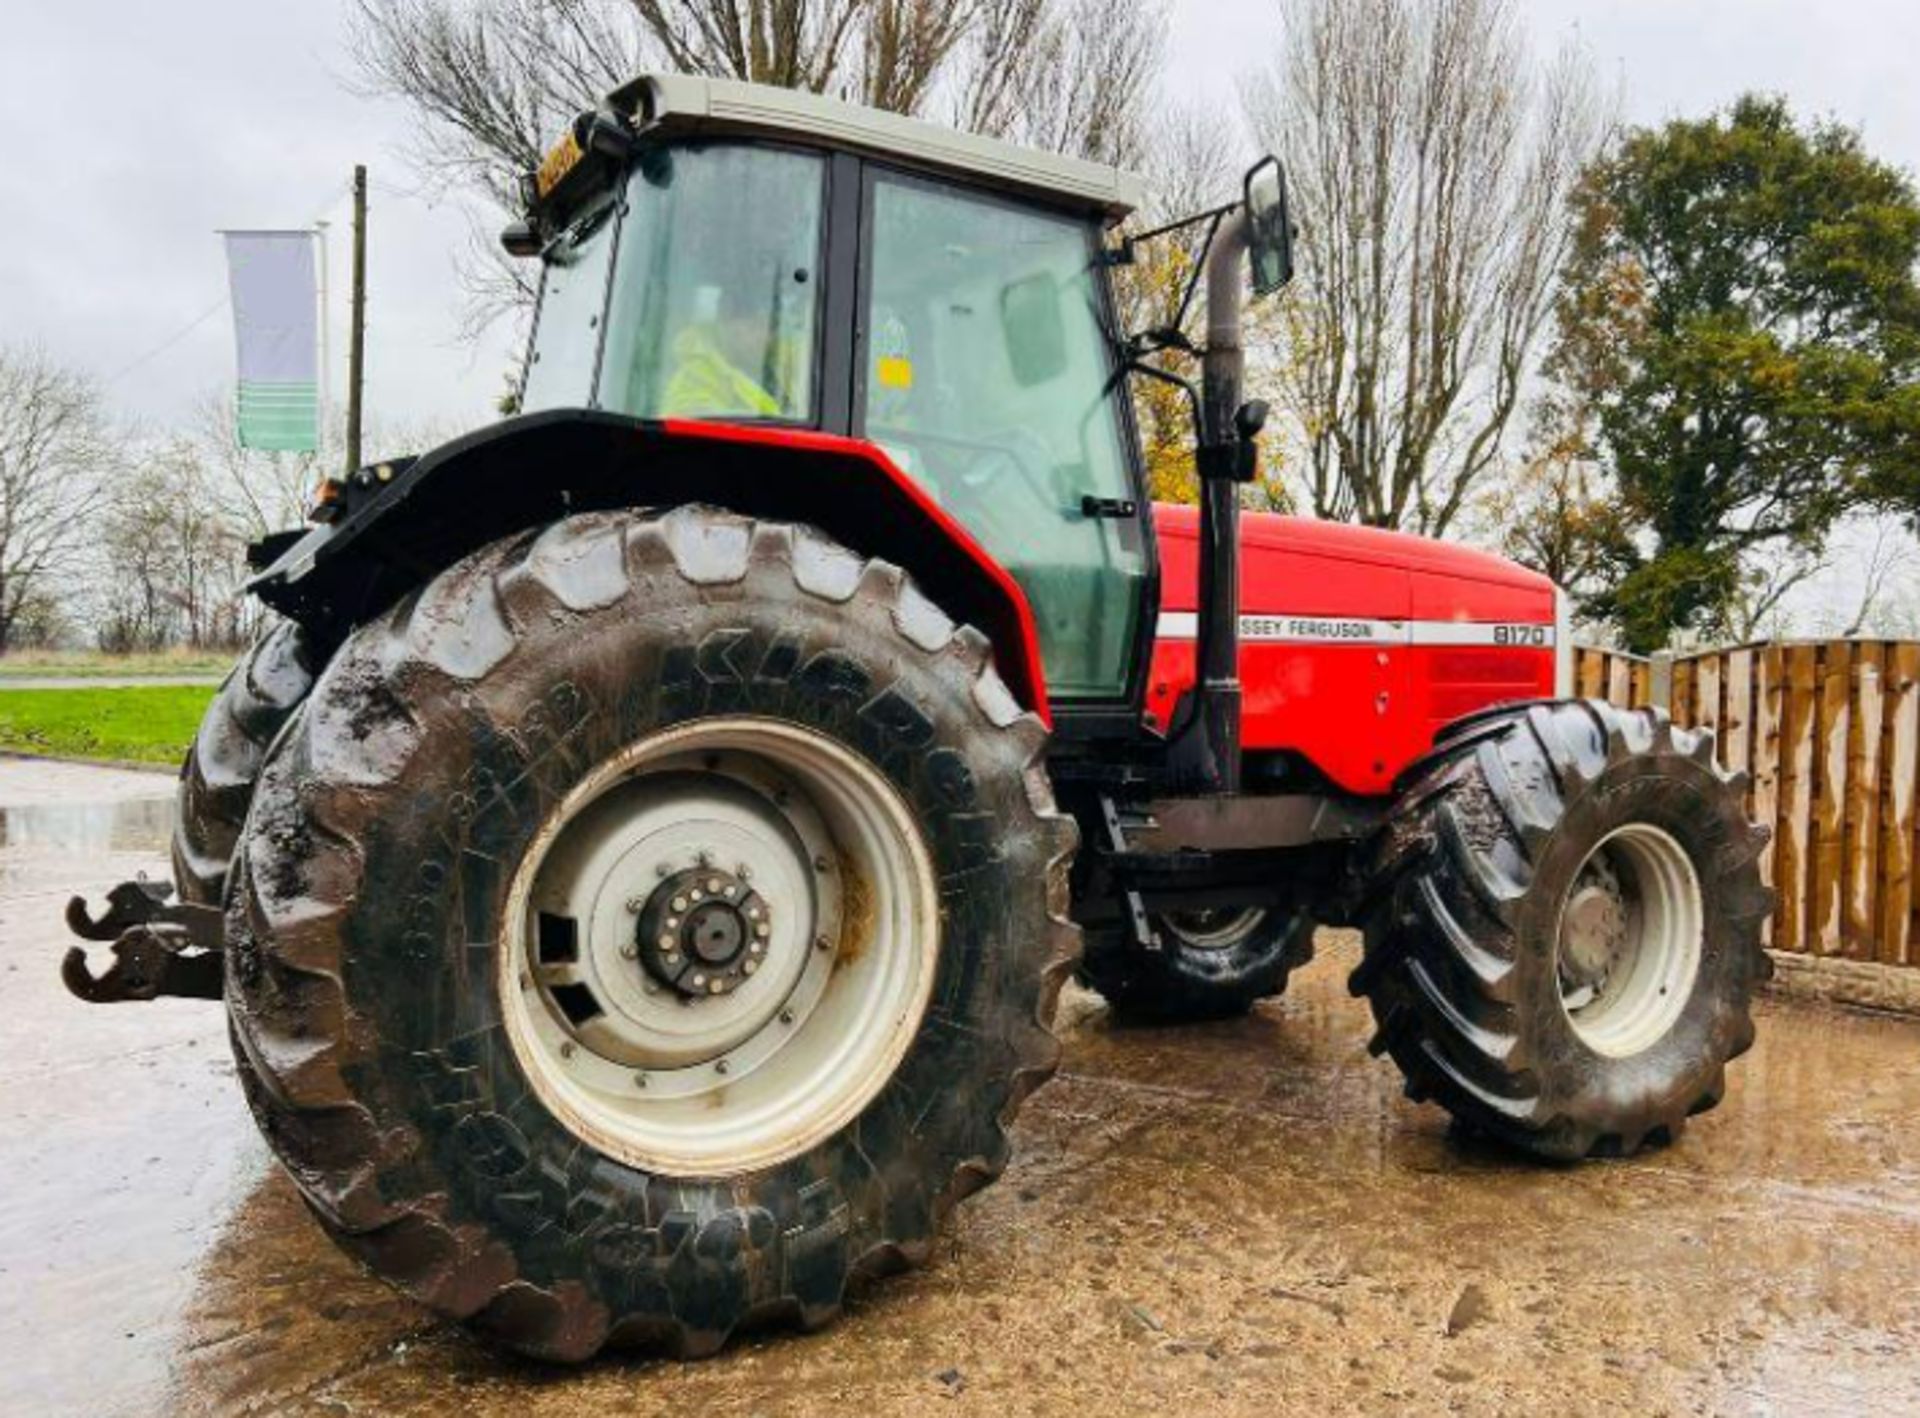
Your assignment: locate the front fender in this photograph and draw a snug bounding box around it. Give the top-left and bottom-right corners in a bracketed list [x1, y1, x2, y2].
[252, 411, 1049, 719]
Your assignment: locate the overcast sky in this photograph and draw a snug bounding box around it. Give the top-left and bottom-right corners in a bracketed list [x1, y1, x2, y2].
[6, 0, 1915, 442]
[4, 1, 1917, 629]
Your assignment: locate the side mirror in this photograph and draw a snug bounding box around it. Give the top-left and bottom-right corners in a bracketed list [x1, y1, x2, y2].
[1244, 157, 1295, 298]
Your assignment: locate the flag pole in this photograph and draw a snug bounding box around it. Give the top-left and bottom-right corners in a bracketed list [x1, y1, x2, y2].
[346, 164, 368, 476]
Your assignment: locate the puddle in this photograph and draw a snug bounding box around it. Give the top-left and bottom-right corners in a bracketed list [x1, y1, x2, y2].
[0, 797, 176, 855]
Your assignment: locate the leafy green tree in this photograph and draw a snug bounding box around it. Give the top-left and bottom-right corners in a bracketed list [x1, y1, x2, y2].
[1559, 95, 1920, 651]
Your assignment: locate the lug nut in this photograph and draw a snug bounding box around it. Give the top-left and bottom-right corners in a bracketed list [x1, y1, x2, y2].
[708, 979, 725, 995]
[738, 864, 752, 881]
[692, 972, 707, 988]
[707, 877, 723, 893]
[755, 922, 770, 939]
[625, 895, 646, 913]
[658, 934, 675, 950]
[621, 944, 638, 960]
[744, 959, 759, 976]
[671, 896, 687, 912]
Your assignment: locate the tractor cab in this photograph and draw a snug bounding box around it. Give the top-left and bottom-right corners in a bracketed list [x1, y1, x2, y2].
[511, 76, 1165, 705]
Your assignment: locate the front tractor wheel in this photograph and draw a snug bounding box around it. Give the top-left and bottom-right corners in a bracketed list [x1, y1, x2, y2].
[1353, 700, 1774, 1161]
[1079, 905, 1315, 1021]
[225, 507, 1078, 1360]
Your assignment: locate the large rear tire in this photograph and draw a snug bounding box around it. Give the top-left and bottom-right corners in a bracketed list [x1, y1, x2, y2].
[225, 507, 1079, 1361]
[1351, 700, 1773, 1161]
[1078, 906, 1314, 1020]
[171, 620, 317, 905]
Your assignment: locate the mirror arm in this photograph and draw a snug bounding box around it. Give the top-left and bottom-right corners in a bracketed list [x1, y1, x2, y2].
[1111, 201, 1237, 258]
[1111, 209, 1227, 368]
[1169, 211, 1227, 344]
[1123, 357, 1207, 452]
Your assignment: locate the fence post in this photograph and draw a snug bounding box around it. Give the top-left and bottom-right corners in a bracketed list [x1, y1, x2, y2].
[1651, 651, 1675, 713]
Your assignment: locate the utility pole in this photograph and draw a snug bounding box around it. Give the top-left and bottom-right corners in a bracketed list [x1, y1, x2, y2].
[346, 164, 368, 475]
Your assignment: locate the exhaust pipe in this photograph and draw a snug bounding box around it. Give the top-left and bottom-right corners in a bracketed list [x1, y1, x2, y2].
[1169, 210, 1262, 796]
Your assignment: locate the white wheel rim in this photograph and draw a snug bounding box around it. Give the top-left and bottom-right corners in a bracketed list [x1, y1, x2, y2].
[1162, 907, 1267, 950]
[1555, 822, 1703, 1059]
[499, 716, 939, 1175]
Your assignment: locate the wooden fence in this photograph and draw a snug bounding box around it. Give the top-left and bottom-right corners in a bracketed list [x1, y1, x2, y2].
[1573, 641, 1919, 969]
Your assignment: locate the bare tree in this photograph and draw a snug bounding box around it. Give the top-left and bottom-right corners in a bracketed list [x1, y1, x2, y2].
[1245, 0, 1610, 535]
[1840, 521, 1906, 639]
[0, 347, 115, 654]
[96, 440, 245, 653]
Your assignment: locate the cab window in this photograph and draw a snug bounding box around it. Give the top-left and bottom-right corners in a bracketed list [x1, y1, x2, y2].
[520, 201, 616, 411]
[598, 145, 826, 421]
[862, 175, 1146, 699]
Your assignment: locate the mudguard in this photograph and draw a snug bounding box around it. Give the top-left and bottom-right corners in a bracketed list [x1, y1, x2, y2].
[250, 411, 1050, 719]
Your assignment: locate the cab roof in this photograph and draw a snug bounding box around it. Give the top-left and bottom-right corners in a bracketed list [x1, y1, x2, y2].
[608, 74, 1146, 225]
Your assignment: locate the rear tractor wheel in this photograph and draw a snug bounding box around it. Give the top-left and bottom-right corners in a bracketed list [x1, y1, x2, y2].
[172, 619, 318, 905]
[1079, 904, 1314, 1021]
[1352, 700, 1774, 1161]
[225, 507, 1079, 1360]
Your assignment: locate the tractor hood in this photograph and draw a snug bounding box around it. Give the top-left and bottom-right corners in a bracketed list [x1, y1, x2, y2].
[1149, 503, 1564, 795]
[1153, 503, 1554, 603]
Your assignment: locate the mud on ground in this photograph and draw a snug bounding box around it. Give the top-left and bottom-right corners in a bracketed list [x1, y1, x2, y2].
[1, 758, 1916, 1417]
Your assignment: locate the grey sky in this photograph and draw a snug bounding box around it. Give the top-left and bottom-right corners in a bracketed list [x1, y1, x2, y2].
[4, 0, 1917, 448]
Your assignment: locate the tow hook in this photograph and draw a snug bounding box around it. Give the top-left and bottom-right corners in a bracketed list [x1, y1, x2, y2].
[61, 878, 225, 1004]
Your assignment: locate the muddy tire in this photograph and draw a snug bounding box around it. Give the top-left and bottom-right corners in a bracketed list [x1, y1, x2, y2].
[225, 507, 1079, 1361]
[172, 620, 319, 906]
[1079, 907, 1314, 1020]
[1351, 700, 1774, 1161]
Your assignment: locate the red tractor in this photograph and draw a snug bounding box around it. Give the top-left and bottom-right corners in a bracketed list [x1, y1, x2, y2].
[63, 75, 1772, 1361]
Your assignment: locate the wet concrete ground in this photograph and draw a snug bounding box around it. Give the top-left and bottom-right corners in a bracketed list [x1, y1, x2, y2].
[2, 758, 1917, 1417]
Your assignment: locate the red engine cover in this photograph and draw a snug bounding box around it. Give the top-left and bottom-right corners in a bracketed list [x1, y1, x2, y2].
[1148, 504, 1559, 795]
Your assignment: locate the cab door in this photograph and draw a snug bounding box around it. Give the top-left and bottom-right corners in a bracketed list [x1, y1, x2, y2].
[852, 167, 1152, 704]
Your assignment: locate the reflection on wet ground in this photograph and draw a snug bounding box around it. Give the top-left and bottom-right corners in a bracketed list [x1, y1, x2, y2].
[0, 796, 174, 855]
[1, 758, 1917, 1416]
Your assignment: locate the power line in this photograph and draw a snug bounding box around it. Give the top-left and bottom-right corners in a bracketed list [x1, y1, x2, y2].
[102, 298, 230, 386]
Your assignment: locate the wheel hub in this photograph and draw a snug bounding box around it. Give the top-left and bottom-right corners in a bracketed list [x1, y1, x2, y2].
[498, 717, 940, 1175]
[1554, 824, 1704, 1058]
[637, 866, 772, 998]
[1558, 858, 1628, 1000]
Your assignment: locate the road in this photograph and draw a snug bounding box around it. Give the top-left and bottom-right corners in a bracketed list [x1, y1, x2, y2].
[1, 757, 1917, 1416]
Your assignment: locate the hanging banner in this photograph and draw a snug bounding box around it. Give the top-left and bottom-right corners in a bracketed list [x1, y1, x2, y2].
[222, 230, 319, 451]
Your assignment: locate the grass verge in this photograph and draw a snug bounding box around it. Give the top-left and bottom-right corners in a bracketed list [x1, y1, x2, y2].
[0, 649, 232, 679]
[0, 685, 215, 765]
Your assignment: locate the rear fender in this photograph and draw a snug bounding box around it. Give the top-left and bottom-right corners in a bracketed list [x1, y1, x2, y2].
[250, 411, 1050, 719]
